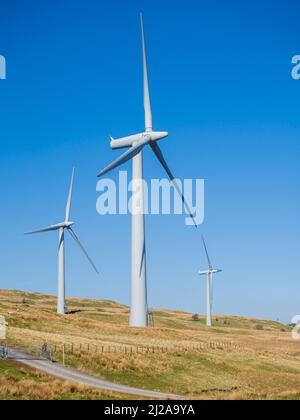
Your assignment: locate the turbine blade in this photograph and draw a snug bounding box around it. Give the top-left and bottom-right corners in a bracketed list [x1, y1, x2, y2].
[97, 136, 151, 178]
[24, 224, 61, 235]
[65, 168, 75, 222]
[140, 13, 152, 132]
[67, 227, 99, 274]
[150, 143, 198, 227]
[202, 236, 213, 270]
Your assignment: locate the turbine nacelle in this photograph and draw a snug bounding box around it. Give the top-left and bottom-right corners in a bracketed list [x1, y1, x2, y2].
[199, 269, 222, 276]
[150, 131, 169, 141]
[110, 131, 168, 150]
[51, 221, 75, 231]
[64, 221, 75, 229]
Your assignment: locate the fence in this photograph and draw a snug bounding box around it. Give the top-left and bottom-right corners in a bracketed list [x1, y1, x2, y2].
[1, 340, 244, 366]
[48, 340, 243, 357]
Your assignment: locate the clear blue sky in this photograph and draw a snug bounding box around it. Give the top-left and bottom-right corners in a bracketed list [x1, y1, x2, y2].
[0, 0, 299, 323]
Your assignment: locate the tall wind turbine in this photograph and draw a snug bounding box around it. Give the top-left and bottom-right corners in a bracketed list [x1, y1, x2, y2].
[25, 169, 98, 315]
[199, 236, 222, 327]
[97, 14, 197, 328]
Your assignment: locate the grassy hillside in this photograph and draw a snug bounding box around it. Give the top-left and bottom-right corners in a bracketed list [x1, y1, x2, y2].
[0, 359, 134, 400]
[0, 289, 300, 400]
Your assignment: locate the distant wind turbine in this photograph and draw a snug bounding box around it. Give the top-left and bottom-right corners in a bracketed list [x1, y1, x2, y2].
[97, 14, 197, 328]
[25, 169, 98, 315]
[199, 236, 222, 327]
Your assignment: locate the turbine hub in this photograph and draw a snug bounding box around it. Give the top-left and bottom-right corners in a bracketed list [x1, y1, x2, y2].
[65, 221, 75, 228]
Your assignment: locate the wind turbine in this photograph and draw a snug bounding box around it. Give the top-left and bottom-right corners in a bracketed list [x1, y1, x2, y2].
[199, 236, 222, 327]
[97, 14, 197, 328]
[25, 169, 98, 315]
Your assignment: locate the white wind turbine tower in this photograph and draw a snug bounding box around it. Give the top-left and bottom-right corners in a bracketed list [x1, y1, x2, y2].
[25, 169, 98, 315]
[199, 236, 222, 327]
[97, 14, 197, 328]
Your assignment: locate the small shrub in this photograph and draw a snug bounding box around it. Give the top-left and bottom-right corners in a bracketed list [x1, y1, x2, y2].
[192, 314, 200, 321]
[255, 324, 263, 331]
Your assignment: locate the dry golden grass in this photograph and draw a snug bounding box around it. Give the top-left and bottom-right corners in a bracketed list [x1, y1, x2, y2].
[0, 359, 136, 400]
[1, 289, 300, 400]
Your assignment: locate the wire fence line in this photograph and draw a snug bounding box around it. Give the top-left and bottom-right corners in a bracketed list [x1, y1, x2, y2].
[1, 340, 245, 365]
[47, 340, 243, 356]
